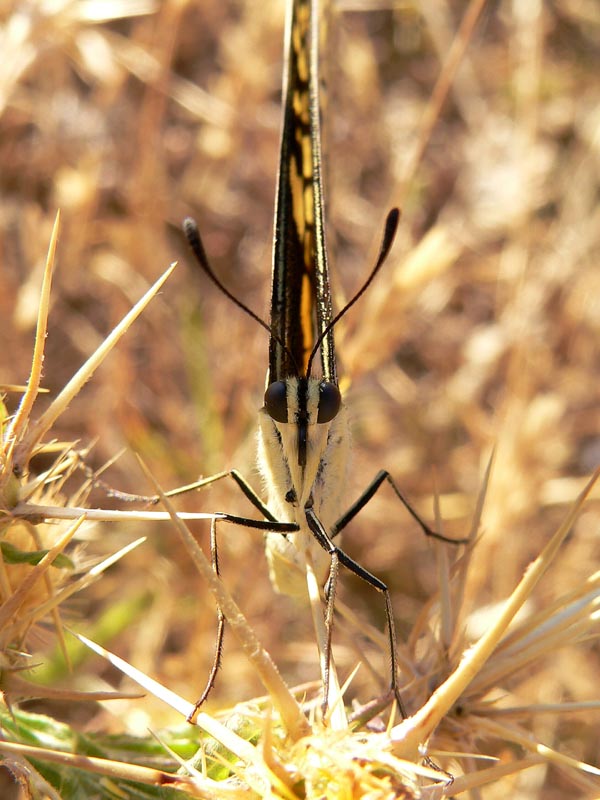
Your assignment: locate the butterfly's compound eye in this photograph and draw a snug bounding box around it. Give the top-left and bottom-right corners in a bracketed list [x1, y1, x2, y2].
[264, 381, 289, 423]
[317, 382, 341, 423]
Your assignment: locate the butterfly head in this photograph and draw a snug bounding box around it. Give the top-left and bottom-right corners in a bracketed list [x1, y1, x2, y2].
[264, 375, 341, 469]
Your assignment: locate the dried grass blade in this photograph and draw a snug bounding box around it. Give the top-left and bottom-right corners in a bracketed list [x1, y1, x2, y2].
[0, 514, 85, 631]
[472, 715, 600, 778]
[2, 538, 146, 640]
[4, 212, 60, 453]
[75, 633, 291, 797]
[15, 263, 176, 469]
[392, 466, 600, 757]
[0, 738, 210, 798]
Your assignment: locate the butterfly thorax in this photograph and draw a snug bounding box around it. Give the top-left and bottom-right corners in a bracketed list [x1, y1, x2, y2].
[259, 374, 350, 598]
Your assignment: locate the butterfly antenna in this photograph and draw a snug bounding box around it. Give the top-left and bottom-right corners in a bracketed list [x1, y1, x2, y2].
[183, 217, 299, 372]
[306, 207, 400, 376]
[183, 217, 273, 336]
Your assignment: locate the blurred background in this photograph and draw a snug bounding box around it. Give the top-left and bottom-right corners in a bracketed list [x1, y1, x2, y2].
[0, 0, 599, 788]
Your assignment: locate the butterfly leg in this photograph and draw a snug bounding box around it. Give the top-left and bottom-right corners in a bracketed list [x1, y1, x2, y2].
[188, 516, 225, 722]
[305, 505, 406, 718]
[321, 471, 468, 719]
[93, 466, 279, 522]
[331, 469, 469, 545]
[187, 511, 297, 721]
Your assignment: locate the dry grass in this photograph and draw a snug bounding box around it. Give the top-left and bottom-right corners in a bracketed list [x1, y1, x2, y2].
[0, 0, 599, 797]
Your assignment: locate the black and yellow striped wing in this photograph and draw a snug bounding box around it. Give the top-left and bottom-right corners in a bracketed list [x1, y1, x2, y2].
[269, 0, 336, 386]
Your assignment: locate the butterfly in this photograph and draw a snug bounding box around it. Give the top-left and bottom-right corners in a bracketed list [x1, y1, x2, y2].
[184, 0, 460, 721]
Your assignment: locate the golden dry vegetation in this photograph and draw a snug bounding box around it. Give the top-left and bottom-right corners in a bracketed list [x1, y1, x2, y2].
[0, 1, 599, 798]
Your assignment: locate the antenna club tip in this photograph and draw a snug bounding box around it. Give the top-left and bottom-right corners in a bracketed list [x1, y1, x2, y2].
[386, 207, 401, 232]
[183, 217, 200, 248]
[382, 207, 400, 252]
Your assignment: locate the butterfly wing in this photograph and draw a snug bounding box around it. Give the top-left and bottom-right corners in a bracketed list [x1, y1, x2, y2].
[269, 0, 336, 385]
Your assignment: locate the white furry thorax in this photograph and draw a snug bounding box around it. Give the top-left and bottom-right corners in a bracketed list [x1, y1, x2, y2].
[258, 375, 350, 599]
